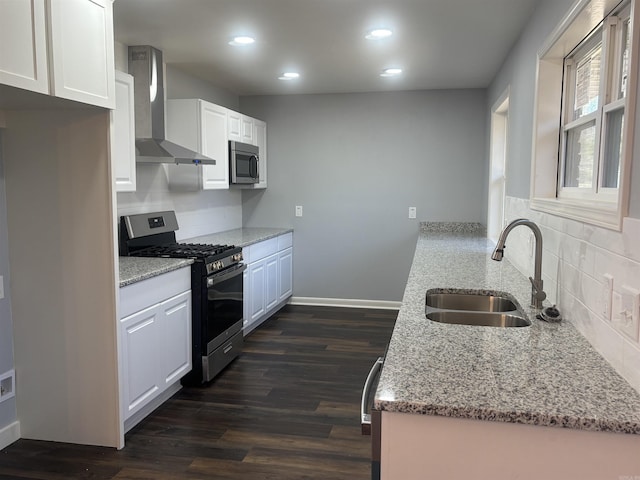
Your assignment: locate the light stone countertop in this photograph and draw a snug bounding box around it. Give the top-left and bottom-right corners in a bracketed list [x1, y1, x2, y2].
[119, 257, 193, 288]
[118, 228, 291, 287]
[184, 227, 293, 248]
[374, 223, 640, 434]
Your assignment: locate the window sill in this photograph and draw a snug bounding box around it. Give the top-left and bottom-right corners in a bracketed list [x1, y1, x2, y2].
[530, 197, 623, 230]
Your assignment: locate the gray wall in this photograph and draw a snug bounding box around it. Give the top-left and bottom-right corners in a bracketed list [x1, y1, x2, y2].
[488, 0, 640, 218]
[240, 90, 487, 302]
[166, 67, 239, 111]
[0, 134, 17, 430]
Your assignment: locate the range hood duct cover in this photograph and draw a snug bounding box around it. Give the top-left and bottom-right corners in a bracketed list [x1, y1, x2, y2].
[128, 45, 215, 165]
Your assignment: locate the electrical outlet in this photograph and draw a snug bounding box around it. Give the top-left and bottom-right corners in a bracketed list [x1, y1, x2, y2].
[0, 275, 3, 299]
[602, 274, 613, 321]
[408, 207, 416, 219]
[612, 286, 640, 342]
[295, 205, 303, 217]
[0, 370, 15, 403]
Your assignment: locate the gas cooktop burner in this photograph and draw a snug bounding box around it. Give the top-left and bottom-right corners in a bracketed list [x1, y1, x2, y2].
[134, 243, 236, 260]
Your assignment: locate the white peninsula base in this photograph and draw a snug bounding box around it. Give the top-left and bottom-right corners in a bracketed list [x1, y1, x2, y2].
[381, 411, 640, 479]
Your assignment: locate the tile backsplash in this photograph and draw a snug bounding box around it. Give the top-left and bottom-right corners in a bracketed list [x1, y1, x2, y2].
[116, 164, 242, 240]
[503, 196, 640, 393]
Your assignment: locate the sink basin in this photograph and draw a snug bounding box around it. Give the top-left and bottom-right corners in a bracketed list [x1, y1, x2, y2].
[426, 292, 517, 312]
[426, 311, 531, 328]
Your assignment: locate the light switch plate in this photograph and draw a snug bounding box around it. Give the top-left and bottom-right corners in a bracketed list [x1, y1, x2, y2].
[408, 207, 416, 219]
[612, 285, 640, 342]
[295, 205, 303, 217]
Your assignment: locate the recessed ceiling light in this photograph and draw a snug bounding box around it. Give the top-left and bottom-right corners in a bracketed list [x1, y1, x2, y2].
[380, 67, 402, 77]
[229, 36, 255, 46]
[366, 28, 393, 40]
[278, 72, 300, 80]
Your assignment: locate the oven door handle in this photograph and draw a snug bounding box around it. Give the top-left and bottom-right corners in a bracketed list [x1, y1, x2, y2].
[361, 356, 383, 435]
[207, 263, 247, 287]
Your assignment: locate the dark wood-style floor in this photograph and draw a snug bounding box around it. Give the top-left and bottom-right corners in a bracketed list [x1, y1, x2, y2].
[0, 305, 397, 480]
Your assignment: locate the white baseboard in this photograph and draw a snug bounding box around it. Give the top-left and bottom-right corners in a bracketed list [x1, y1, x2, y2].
[0, 420, 20, 450]
[289, 296, 401, 310]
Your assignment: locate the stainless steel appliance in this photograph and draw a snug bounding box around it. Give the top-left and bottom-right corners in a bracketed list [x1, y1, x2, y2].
[229, 140, 259, 184]
[361, 356, 384, 480]
[119, 211, 245, 385]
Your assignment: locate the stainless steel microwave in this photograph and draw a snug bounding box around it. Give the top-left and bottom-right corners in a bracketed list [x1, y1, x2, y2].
[229, 141, 259, 184]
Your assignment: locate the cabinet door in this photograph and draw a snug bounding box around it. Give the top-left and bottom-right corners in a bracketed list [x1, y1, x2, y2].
[241, 115, 254, 144]
[249, 260, 266, 323]
[112, 71, 136, 192]
[201, 102, 230, 189]
[278, 247, 293, 302]
[160, 291, 192, 385]
[0, 0, 48, 93]
[253, 119, 267, 189]
[121, 305, 161, 419]
[227, 110, 242, 142]
[47, 0, 115, 108]
[265, 253, 279, 312]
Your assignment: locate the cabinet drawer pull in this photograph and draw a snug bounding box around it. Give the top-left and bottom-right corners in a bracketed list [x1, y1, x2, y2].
[223, 343, 234, 354]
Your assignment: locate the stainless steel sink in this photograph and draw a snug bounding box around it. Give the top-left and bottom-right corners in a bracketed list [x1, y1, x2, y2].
[426, 310, 531, 327]
[425, 289, 531, 328]
[425, 293, 517, 312]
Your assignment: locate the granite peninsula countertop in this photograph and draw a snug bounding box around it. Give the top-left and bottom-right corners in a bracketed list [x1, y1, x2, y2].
[184, 227, 293, 248]
[374, 222, 640, 434]
[119, 257, 193, 287]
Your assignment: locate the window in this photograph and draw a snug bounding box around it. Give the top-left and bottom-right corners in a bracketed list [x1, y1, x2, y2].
[530, 0, 638, 230]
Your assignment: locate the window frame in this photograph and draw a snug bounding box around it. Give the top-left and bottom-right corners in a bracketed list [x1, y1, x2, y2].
[530, 0, 639, 230]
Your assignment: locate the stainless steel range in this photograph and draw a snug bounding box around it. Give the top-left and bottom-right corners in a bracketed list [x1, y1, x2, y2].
[119, 211, 245, 385]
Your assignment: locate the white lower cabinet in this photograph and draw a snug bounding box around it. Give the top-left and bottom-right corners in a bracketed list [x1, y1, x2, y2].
[119, 267, 191, 431]
[160, 291, 192, 385]
[243, 232, 293, 334]
[265, 253, 279, 311]
[248, 260, 266, 323]
[278, 247, 293, 302]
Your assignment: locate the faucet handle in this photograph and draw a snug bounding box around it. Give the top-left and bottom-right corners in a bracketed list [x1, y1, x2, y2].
[529, 276, 547, 301]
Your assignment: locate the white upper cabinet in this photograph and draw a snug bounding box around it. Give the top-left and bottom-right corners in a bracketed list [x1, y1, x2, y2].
[200, 102, 230, 189]
[111, 71, 136, 192]
[0, 0, 49, 93]
[253, 119, 267, 189]
[0, 0, 115, 109]
[227, 109, 243, 142]
[241, 115, 254, 144]
[166, 99, 229, 190]
[228, 109, 255, 145]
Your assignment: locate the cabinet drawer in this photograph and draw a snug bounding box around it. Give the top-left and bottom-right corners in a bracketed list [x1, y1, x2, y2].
[278, 232, 293, 250]
[246, 237, 278, 263]
[119, 267, 191, 318]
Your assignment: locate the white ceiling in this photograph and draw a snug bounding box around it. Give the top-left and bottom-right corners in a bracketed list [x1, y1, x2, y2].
[113, 0, 541, 97]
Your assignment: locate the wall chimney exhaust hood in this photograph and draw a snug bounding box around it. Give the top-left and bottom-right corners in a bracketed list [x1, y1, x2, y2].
[128, 45, 215, 165]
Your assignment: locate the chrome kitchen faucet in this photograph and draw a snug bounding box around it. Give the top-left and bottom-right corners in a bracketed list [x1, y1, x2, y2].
[491, 219, 546, 309]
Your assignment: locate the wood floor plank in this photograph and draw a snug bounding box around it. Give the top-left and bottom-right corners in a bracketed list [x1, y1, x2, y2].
[0, 305, 396, 479]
